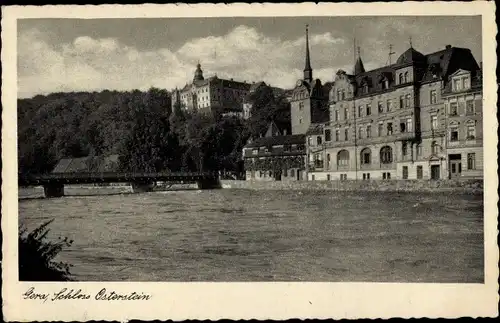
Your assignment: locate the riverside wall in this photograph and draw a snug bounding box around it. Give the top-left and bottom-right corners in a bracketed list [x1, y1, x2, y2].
[220, 179, 484, 194]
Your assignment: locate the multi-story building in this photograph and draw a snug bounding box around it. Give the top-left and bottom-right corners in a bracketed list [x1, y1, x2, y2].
[289, 25, 329, 135]
[243, 121, 306, 181]
[242, 25, 328, 181]
[306, 44, 482, 181]
[442, 66, 483, 179]
[171, 62, 251, 116]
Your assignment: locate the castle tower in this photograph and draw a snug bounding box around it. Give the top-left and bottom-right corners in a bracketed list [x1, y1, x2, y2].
[303, 24, 313, 83]
[193, 62, 204, 82]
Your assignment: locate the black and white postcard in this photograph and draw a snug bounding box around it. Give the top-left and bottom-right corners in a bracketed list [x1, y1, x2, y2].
[2, 2, 498, 321]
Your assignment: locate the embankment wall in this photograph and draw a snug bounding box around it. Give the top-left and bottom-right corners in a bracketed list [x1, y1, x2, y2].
[220, 179, 483, 194]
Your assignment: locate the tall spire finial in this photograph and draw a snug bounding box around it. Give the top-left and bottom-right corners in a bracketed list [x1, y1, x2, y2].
[409, 36, 413, 48]
[357, 46, 361, 58]
[303, 24, 313, 82]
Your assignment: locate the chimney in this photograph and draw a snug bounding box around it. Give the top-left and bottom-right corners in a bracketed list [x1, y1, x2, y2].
[445, 45, 452, 50]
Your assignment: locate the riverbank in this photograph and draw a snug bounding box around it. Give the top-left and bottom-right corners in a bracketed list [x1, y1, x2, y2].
[221, 179, 483, 194]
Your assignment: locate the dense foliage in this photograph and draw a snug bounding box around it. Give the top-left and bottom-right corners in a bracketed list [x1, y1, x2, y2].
[19, 219, 73, 281]
[18, 84, 290, 175]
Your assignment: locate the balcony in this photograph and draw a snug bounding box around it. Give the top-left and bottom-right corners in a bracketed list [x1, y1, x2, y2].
[394, 131, 416, 141]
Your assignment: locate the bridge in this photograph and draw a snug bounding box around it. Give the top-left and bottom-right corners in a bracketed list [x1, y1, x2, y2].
[19, 172, 221, 198]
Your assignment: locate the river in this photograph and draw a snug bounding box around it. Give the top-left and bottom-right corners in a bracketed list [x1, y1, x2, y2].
[18, 187, 483, 282]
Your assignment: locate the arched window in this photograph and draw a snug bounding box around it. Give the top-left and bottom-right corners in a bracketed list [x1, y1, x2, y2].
[326, 153, 331, 169]
[380, 146, 393, 164]
[404, 71, 409, 83]
[337, 150, 350, 167]
[399, 73, 404, 84]
[360, 148, 371, 164]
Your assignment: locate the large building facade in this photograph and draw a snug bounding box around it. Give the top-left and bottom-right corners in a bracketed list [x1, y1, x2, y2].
[171, 63, 251, 116]
[306, 44, 483, 181]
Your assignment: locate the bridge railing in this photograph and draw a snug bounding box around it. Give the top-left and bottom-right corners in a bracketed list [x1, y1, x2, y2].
[18, 171, 220, 182]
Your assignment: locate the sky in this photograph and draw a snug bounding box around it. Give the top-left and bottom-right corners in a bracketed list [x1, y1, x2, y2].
[17, 16, 482, 98]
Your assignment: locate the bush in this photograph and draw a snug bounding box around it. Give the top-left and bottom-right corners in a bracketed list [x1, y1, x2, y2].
[19, 219, 74, 281]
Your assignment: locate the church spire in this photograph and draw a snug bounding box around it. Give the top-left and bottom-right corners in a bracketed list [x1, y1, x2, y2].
[303, 24, 313, 82]
[354, 46, 365, 75]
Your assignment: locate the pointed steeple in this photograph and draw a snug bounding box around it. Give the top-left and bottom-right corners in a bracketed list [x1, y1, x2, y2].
[303, 24, 313, 82]
[354, 46, 365, 75]
[193, 61, 204, 82]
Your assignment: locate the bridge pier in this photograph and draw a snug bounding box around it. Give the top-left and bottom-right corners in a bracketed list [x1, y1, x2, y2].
[196, 178, 221, 190]
[43, 184, 65, 198]
[130, 182, 154, 193]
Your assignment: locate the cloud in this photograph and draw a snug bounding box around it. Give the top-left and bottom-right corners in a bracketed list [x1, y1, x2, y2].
[18, 25, 352, 98]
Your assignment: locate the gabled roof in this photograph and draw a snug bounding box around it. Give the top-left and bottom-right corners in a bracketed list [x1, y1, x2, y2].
[244, 134, 306, 148]
[51, 154, 120, 173]
[305, 123, 324, 135]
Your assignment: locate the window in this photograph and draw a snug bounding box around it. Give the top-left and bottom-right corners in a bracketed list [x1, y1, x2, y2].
[462, 77, 470, 90]
[340, 174, 347, 181]
[299, 118, 303, 124]
[308, 137, 313, 146]
[317, 136, 323, 145]
[453, 79, 462, 91]
[387, 122, 393, 136]
[466, 100, 474, 115]
[406, 118, 413, 132]
[431, 115, 438, 130]
[417, 166, 423, 179]
[404, 72, 409, 83]
[284, 145, 291, 152]
[431, 141, 439, 154]
[361, 148, 371, 164]
[405, 94, 411, 108]
[450, 102, 458, 116]
[402, 142, 408, 157]
[358, 105, 364, 118]
[327, 174, 331, 181]
[252, 149, 258, 155]
[297, 144, 305, 151]
[402, 166, 408, 179]
[400, 121, 406, 133]
[467, 153, 476, 170]
[366, 125, 371, 138]
[363, 173, 371, 180]
[334, 109, 339, 121]
[337, 150, 350, 166]
[366, 104, 371, 116]
[399, 96, 404, 109]
[342, 90, 346, 100]
[383, 172, 392, 180]
[450, 128, 459, 142]
[416, 144, 422, 157]
[399, 73, 403, 84]
[380, 146, 393, 164]
[325, 129, 332, 142]
[344, 128, 349, 141]
[384, 79, 389, 89]
[335, 129, 340, 141]
[358, 127, 363, 139]
[326, 154, 331, 169]
[290, 169, 295, 177]
[378, 101, 383, 113]
[337, 90, 341, 101]
[467, 125, 476, 140]
[344, 107, 349, 120]
[430, 90, 437, 104]
[378, 123, 384, 137]
[387, 100, 393, 112]
[311, 175, 315, 181]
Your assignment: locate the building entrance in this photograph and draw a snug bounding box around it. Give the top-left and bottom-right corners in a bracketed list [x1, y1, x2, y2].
[449, 154, 462, 179]
[430, 165, 441, 180]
